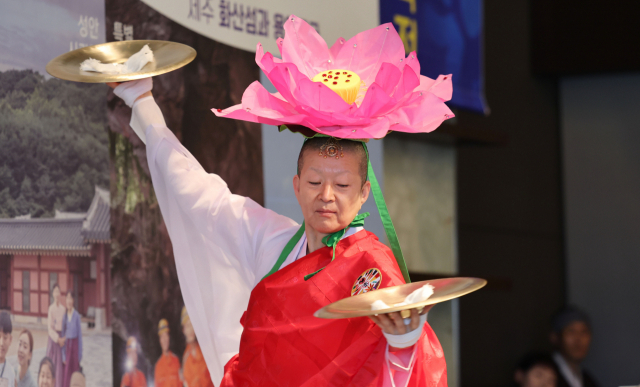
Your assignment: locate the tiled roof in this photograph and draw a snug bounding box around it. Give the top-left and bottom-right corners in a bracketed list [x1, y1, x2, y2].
[0, 186, 110, 254]
[81, 186, 110, 242]
[0, 218, 90, 254]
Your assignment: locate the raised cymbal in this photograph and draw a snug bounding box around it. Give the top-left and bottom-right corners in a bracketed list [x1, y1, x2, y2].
[314, 277, 486, 319]
[46, 40, 196, 83]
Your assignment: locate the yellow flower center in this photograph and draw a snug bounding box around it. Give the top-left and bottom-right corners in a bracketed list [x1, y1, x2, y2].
[312, 69, 362, 104]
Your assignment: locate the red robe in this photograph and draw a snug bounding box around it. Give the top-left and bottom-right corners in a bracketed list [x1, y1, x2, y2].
[221, 230, 447, 386]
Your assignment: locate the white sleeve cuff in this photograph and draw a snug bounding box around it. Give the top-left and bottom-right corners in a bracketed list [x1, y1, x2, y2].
[130, 96, 166, 144]
[382, 312, 427, 349]
[114, 77, 153, 107]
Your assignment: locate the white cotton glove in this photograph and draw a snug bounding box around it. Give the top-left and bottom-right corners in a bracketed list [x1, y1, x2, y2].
[383, 312, 427, 349]
[113, 77, 153, 107]
[112, 78, 164, 144]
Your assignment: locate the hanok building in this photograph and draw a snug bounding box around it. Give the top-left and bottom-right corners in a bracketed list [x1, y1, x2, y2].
[0, 186, 110, 329]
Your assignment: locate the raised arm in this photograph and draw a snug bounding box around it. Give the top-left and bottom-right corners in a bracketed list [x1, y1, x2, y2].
[112, 79, 297, 272]
[110, 79, 299, 383]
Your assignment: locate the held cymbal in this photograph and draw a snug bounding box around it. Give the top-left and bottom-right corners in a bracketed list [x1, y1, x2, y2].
[314, 277, 487, 319]
[46, 40, 196, 83]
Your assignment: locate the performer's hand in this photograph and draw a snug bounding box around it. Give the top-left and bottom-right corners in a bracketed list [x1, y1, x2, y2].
[369, 305, 433, 335]
[107, 82, 152, 103]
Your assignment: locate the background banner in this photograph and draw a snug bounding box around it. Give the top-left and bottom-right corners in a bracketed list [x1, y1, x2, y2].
[380, 0, 487, 114]
[139, 0, 379, 56]
[0, 0, 111, 386]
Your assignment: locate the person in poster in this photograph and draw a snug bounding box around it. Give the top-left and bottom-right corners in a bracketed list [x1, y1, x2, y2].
[17, 329, 37, 387]
[154, 319, 181, 387]
[37, 357, 56, 387]
[0, 311, 15, 387]
[61, 292, 82, 387]
[181, 308, 213, 387]
[46, 285, 65, 387]
[68, 372, 85, 387]
[120, 337, 146, 387]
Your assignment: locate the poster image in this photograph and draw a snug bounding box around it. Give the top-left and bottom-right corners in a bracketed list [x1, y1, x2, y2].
[0, 0, 112, 386]
[106, 0, 263, 385]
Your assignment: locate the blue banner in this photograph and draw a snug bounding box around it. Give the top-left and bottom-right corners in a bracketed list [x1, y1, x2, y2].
[380, 0, 487, 114]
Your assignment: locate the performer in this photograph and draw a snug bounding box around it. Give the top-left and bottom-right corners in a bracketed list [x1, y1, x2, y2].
[120, 337, 146, 387]
[46, 285, 65, 387]
[181, 308, 214, 387]
[61, 291, 82, 387]
[154, 319, 181, 387]
[109, 15, 453, 386]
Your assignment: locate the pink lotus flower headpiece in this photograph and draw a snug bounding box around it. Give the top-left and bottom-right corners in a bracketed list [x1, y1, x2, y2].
[213, 15, 454, 139]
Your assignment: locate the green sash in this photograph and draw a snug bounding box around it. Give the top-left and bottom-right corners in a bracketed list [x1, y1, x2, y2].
[303, 212, 369, 280]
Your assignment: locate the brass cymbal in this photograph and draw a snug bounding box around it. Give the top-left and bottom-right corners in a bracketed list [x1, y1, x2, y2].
[314, 277, 486, 319]
[46, 40, 196, 83]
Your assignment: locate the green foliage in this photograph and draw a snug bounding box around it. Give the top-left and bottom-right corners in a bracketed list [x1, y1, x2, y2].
[0, 69, 109, 218]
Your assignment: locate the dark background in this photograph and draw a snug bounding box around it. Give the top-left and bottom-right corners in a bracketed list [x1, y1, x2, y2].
[453, 0, 564, 384]
[531, 1, 640, 75]
[446, 0, 640, 385]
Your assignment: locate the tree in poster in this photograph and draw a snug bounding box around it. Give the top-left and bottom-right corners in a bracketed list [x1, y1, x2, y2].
[0, 69, 109, 218]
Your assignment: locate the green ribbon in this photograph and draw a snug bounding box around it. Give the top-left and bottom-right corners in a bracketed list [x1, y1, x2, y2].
[261, 222, 306, 281]
[303, 212, 370, 281]
[362, 144, 411, 283]
[264, 133, 411, 284]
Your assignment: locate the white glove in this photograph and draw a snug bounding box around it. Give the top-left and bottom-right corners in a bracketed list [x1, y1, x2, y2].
[113, 77, 153, 107]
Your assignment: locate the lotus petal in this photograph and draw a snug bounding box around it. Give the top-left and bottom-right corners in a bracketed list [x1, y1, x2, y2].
[215, 15, 454, 139]
[281, 16, 332, 78]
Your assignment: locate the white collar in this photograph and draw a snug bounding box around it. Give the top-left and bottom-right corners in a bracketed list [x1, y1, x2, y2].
[553, 352, 583, 387]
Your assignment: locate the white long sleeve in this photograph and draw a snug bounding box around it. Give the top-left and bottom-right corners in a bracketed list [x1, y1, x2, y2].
[129, 96, 163, 144]
[133, 97, 300, 383]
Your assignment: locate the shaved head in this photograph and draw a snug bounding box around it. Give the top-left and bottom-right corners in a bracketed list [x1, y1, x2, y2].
[297, 138, 368, 186]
